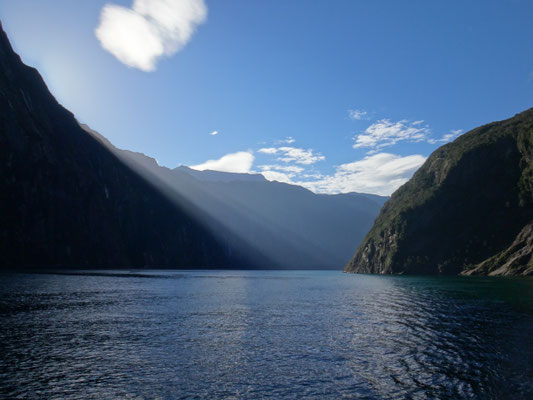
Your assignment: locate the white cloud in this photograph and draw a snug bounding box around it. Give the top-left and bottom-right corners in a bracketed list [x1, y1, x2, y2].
[210, 130, 219, 136]
[258, 164, 304, 183]
[353, 119, 430, 151]
[276, 137, 296, 144]
[191, 151, 254, 173]
[348, 109, 368, 120]
[257, 147, 325, 165]
[258, 165, 304, 174]
[298, 153, 426, 196]
[428, 129, 463, 144]
[260, 170, 295, 184]
[257, 142, 424, 195]
[95, 0, 207, 71]
[192, 146, 425, 195]
[257, 147, 278, 155]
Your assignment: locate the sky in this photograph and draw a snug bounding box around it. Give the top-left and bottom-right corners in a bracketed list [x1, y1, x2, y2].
[1, 0, 532, 195]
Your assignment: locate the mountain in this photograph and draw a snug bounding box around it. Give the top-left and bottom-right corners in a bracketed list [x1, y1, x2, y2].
[82, 126, 388, 269]
[175, 166, 267, 183]
[345, 108, 533, 276]
[0, 23, 388, 270]
[0, 22, 245, 269]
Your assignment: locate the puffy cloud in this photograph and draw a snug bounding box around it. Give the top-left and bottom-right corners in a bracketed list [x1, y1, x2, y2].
[190, 151, 254, 173]
[298, 153, 426, 196]
[95, 0, 207, 71]
[428, 129, 463, 144]
[353, 119, 430, 151]
[257, 147, 325, 165]
[348, 109, 368, 120]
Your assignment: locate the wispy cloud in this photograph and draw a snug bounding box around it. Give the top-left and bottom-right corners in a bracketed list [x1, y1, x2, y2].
[257, 147, 325, 165]
[256, 139, 425, 195]
[258, 152, 425, 196]
[258, 165, 305, 174]
[297, 153, 426, 196]
[260, 170, 295, 184]
[188, 111, 454, 195]
[210, 130, 219, 136]
[353, 119, 430, 152]
[191, 151, 254, 173]
[95, 0, 207, 71]
[348, 109, 368, 120]
[428, 129, 463, 144]
[257, 164, 304, 183]
[276, 137, 296, 144]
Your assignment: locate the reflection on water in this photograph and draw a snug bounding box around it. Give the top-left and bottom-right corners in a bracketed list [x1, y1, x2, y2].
[0, 271, 532, 399]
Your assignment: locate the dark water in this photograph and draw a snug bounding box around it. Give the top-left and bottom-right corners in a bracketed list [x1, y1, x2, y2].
[0, 271, 532, 399]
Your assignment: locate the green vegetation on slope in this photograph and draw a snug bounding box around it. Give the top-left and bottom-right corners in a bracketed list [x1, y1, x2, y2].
[345, 108, 533, 275]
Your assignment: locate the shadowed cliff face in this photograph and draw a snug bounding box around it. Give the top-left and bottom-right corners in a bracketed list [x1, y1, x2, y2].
[82, 126, 388, 269]
[345, 108, 533, 276]
[0, 22, 248, 269]
[0, 23, 388, 270]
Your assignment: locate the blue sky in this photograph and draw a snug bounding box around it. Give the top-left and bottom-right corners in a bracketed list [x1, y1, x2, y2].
[1, 0, 532, 195]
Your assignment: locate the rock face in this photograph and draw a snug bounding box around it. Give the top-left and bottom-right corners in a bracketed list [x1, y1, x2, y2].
[345, 108, 533, 275]
[0, 22, 241, 269]
[462, 222, 533, 276]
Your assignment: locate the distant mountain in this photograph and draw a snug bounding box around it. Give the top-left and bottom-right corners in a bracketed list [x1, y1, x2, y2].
[176, 166, 267, 183]
[0, 22, 243, 269]
[84, 127, 388, 269]
[345, 108, 533, 276]
[0, 22, 388, 270]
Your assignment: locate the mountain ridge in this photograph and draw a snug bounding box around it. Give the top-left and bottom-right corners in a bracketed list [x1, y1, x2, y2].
[81, 123, 388, 268]
[0, 21, 248, 269]
[0, 22, 388, 270]
[344, 108, 533, 275]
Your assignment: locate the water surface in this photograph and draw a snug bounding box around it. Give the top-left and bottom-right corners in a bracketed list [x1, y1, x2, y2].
[0, 270, 532, 399]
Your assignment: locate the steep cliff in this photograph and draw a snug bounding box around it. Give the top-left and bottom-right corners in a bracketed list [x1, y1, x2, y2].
[345, 108, 533, 275]
[0, 22, 241, 269]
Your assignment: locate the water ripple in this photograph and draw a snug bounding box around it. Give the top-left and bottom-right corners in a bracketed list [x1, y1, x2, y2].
[0, 271, 532, 399]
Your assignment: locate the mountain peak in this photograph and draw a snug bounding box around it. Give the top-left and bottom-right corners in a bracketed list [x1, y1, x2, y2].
[175, 166, 267, 183]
